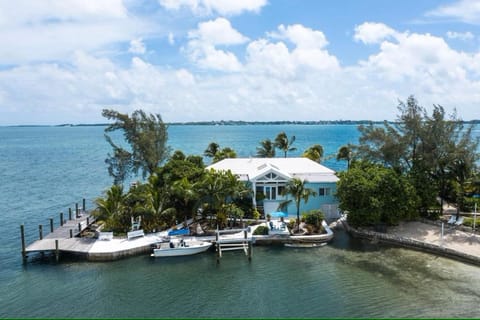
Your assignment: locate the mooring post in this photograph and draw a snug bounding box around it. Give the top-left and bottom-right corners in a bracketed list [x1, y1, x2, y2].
[70, 229, 73, 238]
[248, 242, 252, 261]
[78, 223, 81, 233]
[49, 218, 54, 233]
[20, 224, 26, 262]
[215, 228, 220, 263]
[68, 208, 72, 220]
[39, 225, 43, 240]
[60, 212, 64, 226]
[55, 240, 59, 262]
[75, 203, 79, 218]
[83, 198, 86, 211]
[87, 217, 90, 226]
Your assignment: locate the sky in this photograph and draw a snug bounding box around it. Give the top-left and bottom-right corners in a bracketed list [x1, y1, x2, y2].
[1, 0, 480, 125]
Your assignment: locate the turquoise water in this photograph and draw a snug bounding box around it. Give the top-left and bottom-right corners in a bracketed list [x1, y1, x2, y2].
[1, 125, 480, 318]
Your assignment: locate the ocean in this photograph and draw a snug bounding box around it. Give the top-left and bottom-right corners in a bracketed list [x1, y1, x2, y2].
[1, 124, 479, 318]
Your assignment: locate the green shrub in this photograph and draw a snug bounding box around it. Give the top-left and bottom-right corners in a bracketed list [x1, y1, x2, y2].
[303, 210, 324, 228]
[253, 225, 269, 235]
[252, 209, 260, 220]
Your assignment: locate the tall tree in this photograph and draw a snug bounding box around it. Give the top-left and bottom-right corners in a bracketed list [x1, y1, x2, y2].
[274, 132, 297, 158]
[204, 142, 220, 159]
[336, 161, 419, 227]
[213, 147, 237, 163]
[336, 144, 354, 170]
[256, 139, 276, 158]
[102, 109, 170, 183]
[303, 144, 324, 163]
[280, 178, 317, 232]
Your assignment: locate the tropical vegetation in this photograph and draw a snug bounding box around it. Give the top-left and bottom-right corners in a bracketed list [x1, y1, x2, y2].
[337, 96, 479, 228]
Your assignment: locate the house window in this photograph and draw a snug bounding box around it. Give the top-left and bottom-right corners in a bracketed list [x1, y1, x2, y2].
[319, 187, 331, 196]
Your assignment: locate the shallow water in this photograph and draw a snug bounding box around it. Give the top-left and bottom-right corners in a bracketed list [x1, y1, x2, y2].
[1, 125, 479, 318]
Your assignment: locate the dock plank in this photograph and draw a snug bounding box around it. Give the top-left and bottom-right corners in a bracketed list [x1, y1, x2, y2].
[25, 212, 96, 254]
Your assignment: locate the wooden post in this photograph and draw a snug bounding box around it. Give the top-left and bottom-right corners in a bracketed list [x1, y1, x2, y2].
[248, 242, 252, 261]
[215, 230, 220, 263]
[83, 198, 86, 211]
[49, 218, 54, 233]
[70, 229, 73, 238]
[20, 224, 26, 262]
[75, 203, 79, 218]
[87, 217, 90, 225]
[69, 208, 72, 220]
[39, 225, 43, 240]
[55, 240, 59, 262]
[60, 212, 64, 226]
[78, 223, 81, 233]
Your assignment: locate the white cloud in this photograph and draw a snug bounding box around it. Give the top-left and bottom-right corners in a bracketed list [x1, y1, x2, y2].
[354, 22, 398, 44]
[2, 16, 480, 125]
[158, 0, 267, 16]
[129, 38, 146, 54]
[274, 24, 329, 49]
[168, 32, 175, 45]
[246, 24, 339, 78]
[188, 17, 249, 45]
[0, 0, 153, 65]
[426, 0, 480, 24]
[446, 31, 475, 40]
[184, 18, 246, 71]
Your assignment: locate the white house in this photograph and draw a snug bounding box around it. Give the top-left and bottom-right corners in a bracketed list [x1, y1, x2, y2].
[206, 157, 340, 220]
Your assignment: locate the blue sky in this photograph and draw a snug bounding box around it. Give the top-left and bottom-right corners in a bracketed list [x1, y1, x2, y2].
[0, 0, 479, 125]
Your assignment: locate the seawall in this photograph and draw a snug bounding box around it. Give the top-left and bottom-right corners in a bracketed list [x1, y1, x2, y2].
[340, 217, 480, 267]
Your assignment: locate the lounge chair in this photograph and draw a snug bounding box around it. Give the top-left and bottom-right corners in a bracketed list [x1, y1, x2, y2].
[455, 216, 464, 226]
[447, 215, 456, 224]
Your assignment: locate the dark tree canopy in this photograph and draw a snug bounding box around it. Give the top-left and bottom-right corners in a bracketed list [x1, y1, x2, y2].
[102, 109, 171, 184]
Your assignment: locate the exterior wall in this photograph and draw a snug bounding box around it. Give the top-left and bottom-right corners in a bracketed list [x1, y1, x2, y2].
[282, 182, 338, 218]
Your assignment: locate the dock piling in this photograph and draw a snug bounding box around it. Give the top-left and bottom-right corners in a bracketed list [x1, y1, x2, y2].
[60, 212, 64, 226]
[20, 224, 26, 262]
[87, 217, 90, 225]
[55, 240, 59, 262]
[49, 218, 54, 233]
[70, 229, 73, 238]
[75, 203, 79, 218]
[68, 208, 72, 220]
[39, 225, 43, 240]
[83, 198, 86, 211]
[78, 223, 81, 233]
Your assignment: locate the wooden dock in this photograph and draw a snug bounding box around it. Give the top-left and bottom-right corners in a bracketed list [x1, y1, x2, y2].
[21, 200, 96, 262]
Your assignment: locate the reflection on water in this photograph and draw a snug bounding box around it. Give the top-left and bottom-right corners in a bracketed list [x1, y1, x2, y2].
[1, 125, 480, 318]
[3, 229, 480, 318]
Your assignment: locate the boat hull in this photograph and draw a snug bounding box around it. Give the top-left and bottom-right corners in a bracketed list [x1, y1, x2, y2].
[152, 241, 212, 257]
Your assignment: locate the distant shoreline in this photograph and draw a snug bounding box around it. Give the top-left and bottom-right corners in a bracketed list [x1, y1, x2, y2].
[4, 119, 480, 127]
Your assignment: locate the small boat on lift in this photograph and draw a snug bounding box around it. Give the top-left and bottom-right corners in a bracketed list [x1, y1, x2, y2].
[151, 238, 212, 257]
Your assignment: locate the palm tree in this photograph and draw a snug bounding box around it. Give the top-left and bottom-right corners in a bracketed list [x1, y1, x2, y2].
[204, 142, 220, 158]
[256, 139, 276, 157]
[303, 144, 324, 163]
[213, 147, 237, 163]
[274, 132, 296, 158]
[172, 177, 199, 221]
[94, 184, 126, 232]
[144, 174, 177, 229]
[280, 178, 317, 232]
[336, 144, 353, 169]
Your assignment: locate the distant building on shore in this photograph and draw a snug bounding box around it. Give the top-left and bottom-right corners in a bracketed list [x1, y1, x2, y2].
[207, 157, 340, 220]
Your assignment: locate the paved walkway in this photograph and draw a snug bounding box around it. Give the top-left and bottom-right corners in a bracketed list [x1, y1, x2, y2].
[387, 221, 480, 258]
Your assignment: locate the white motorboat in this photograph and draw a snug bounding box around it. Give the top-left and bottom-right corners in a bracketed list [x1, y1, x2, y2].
[151, 238, 212, 257]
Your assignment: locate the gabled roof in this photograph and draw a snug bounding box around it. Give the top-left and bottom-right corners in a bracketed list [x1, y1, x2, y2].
[206, 157, 339, 183]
